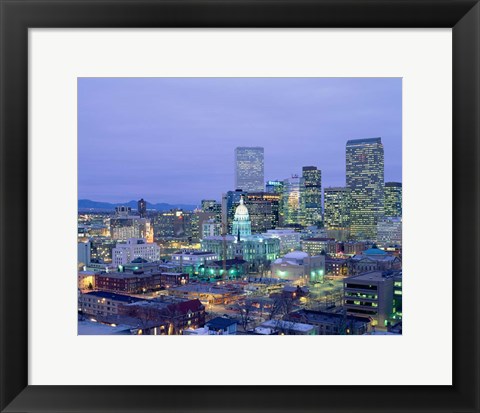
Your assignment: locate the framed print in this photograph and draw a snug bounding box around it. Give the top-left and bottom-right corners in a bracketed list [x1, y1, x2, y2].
[0, 1, 479, 412]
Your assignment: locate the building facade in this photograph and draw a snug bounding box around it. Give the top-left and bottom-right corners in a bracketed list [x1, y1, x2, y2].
[282, 175, 304, 226]
[234, 146, 264, 192]
[112, 238, 160, 266]
[324, 186, 350, 241]
[384, 182, 402, 217]
[231, 196, 252, 239]
[302, 166, 322, 227]
[346, 137, 385, 240]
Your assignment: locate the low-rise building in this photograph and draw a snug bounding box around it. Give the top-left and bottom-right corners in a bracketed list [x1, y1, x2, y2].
[271, 251, 325, 283]
[112, 238, 160, 266]
[171, 250, 218, 275]
[302, 237, 341, 256]
[78, 270, 96, 290]
[94, 270, 188, 293]
[343, 270, 402, 329]
[284, 309, 370, 335]
[263, 229, 301, 254]
[255, 319, 317, 335]
[205, 317, 238, 335]
[350, 246, 402, 275]
[119, 298, 206, 335]
[199, 257, 249, 279]
[79, 291, 146, 317]
[325, 257, 350, 277]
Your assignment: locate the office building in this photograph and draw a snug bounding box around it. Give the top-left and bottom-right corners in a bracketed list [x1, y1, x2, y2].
[245, 192, 281, 233]
[265, 180, 284, 194]
[343, 270, 401, 328]
[302, 166, 322, 227]
[282, 175, 304, 226]
[377, 217, 402, 247]
[137, 198, 147, 218]
[324, 187, 350, 241]
[384, 182, 402, 217]
[346, 137, 385, 239]
[234, 147, 264, 192]
[110, 210, 153, 242]
[112, 238, 161, 266]
[263, 229, 300, 254]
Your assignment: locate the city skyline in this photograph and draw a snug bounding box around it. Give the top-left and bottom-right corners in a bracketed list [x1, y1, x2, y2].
[79, 77, 402, 204]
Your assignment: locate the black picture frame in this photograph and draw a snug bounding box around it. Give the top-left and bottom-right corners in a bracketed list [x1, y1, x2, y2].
[1, 1, 479, 412]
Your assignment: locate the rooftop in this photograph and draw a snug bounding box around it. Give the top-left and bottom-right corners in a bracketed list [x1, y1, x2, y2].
[346, 137, 382, 146]
[260, 319, 316, 332]
[206, 317, 238, 329]
[345, 270, 402, 282]
[82, 291, 147, 303]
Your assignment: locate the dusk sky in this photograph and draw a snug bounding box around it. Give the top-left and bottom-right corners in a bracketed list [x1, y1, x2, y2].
[78, 77, 402, 205]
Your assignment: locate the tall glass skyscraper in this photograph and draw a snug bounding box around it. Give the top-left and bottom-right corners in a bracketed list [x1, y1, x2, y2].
[346, 137, 384, 240]
[282, 175, 304, 226]
[235, 147, 264, 192]
[302, 166, 322, 227]
[384, 182, 402, 217]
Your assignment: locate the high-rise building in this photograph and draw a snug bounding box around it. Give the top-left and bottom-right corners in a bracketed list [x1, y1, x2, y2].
[235, 147, 264, 192]
[110, 209, 153, 241]
[346, 137, 385, 240]
[324, 187, 350, 240]
[282, 175, 304, 226]
[384, 182, 402, 217]
[302, 166, 322, 227]
[245, 192, 281, 232]
[266, 180, 284, 194]
[137, 198, 147, 218]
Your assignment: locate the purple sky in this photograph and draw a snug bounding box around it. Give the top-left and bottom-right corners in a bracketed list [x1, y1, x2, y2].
[78, 77, 402, 205]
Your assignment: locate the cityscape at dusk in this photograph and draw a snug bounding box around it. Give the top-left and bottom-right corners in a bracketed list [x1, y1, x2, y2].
[78, 78, 402, 336]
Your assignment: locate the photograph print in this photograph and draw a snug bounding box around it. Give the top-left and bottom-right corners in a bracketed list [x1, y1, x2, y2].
[77, 77, 402, 336]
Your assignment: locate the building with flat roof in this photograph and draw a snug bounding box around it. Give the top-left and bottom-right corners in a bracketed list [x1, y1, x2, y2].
[112, 238, 160, 266]
[271, 251, 325, 283]
[235, 146, 264, 192]
[264, 229, 300, 254]
[284, 309, 370, 335]
[343, 270, 402, 328]
[79, 290, 147, 317]
[346, 137, 384, 239]
[171, 250, 218, 275]
[256, 319, 318, 335]
[384, 182, 402, 217]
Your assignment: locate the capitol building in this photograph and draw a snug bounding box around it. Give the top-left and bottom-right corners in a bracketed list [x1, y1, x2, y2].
[201, 196, 280, 271]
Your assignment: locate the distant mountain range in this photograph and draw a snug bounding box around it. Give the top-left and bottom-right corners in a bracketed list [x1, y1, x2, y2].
[78, 199, 196, 212]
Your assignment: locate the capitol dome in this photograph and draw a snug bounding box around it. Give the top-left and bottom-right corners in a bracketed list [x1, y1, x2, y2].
[234, 196, 249, 220]
[232, 196, 251, 239]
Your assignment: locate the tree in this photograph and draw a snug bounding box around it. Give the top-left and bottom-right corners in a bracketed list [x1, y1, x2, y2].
[233, 300, 255, 331]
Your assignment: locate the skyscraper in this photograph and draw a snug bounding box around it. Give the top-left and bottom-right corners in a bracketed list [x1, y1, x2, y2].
[384, 182, 402, 217]
[137, 198, 147, 218]
[282, 175, 304, 226]
[324, 187, 350, 241]
[302, 166, 322, 227]
[346, 137, 384, 240]
[235, 147, 264, 192]
[324, 187, 350, 229]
